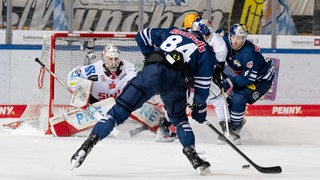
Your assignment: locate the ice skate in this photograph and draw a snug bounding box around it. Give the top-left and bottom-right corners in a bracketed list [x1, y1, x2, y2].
[217, 121, 241, 145]
[70, 133, 99, 169]
[155, 117, 176, 142]
[183, 146, 211, 176]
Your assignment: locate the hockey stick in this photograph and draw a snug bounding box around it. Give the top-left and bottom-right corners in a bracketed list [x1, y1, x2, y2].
[220, 74, 230, 136]
[205, 121, 282, 174]
[34, 58, 105, 121]
[129, 124, 148, 137]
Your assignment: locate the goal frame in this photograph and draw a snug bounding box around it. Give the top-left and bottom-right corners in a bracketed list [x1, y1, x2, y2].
[21, 32, 141, 134]
[48, 32, 137, 119]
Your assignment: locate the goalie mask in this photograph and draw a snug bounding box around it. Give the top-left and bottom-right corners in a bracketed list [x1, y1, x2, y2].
[229, 24, 248, 50]
[191, 18, 212, 43]
[102, 44, 121, 73]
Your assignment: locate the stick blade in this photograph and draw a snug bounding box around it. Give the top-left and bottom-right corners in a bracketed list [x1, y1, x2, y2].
[256, 165, 282, 174]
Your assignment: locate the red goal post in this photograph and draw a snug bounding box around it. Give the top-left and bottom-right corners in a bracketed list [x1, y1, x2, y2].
[19, 32, 145, 134]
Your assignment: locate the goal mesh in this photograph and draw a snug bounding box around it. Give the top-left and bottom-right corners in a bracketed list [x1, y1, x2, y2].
[19, 32, 144, 134]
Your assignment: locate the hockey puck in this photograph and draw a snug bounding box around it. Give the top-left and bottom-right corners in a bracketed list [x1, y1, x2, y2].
[242, 164, 250, 169]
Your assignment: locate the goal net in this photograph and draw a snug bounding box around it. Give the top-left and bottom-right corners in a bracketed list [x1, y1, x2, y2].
[19, 32, 145, 134]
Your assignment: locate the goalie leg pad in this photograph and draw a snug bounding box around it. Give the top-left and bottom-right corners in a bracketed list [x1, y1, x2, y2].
[50, 108, 96, 137]
[131, 102, 164, 128]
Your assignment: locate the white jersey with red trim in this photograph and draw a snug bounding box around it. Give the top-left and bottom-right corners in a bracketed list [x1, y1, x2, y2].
[67, 60, 138, 101]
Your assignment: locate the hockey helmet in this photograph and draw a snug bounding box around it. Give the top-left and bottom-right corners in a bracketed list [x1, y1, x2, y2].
[183, 13, 200, 31]
[191, 18, 212, 42]
[229, 24, 248, 50]
[102, 44, 121, 73]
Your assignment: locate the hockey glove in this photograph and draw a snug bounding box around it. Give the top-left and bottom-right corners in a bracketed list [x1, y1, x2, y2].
[191, 104, 207, 124]
[220, 76, 234, 92]
[214, 62, 225, 75]
[185, 77, 195, 88]
[212, 71, 226, 85]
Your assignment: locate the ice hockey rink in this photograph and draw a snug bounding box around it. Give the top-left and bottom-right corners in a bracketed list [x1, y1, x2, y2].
[1, 111, 319, 180]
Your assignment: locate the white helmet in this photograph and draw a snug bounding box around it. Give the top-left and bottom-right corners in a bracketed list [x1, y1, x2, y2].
[102, 44, 121, 73]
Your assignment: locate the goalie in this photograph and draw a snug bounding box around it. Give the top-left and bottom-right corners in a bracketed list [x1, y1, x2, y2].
[64, 44, 176, 142]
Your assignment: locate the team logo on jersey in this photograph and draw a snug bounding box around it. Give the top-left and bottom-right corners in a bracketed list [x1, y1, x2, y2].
[98, 89, 121, 99]
[84, 65, 96, 76]
[100, 75, 107, 82]
[109, 83, 116, 89]
[233, 59, 241, 67]
[252, 91, 260, 100]
[246, 61, 253, 68]
[70, 68, 81, 78]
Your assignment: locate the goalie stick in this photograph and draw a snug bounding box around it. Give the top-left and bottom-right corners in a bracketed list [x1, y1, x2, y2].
[129, 124, 148, 137]
[205, 121, 282, 174]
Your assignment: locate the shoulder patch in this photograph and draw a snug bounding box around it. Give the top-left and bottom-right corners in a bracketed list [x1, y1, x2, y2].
[233, 59, 241, 67]
[246, 61, 253, 68]
[84, 65, 96, 76]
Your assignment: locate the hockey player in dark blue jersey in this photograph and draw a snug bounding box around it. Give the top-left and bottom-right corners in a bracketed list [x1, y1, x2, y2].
[216, 24, 275, 145]
[70, 18, 217, 175]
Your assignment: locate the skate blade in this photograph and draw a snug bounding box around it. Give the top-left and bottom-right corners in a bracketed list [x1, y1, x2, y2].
[196, 150, 206, 155]
[198, 166, 211, 176]
[70, 150, 85, 170]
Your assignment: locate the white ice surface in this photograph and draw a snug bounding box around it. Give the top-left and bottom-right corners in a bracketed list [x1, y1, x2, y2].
[1, 112, 319, 180]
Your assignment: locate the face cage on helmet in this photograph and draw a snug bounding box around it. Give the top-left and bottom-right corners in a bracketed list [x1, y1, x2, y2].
[102, 45, 121, 73]
[104, 57, 121, 73]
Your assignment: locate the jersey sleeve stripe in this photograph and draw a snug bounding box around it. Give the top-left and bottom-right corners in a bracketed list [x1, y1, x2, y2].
[141, 28, 153, 46]
[258, 63, 275, 81]
[194, 76, 211, 89]
[194, 84, 210, 89]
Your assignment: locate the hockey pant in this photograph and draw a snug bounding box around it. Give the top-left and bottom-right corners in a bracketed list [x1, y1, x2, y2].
[230, 80, 273, 126]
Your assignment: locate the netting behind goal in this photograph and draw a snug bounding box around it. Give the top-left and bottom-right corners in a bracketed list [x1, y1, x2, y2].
[19, 32, 144, 134]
